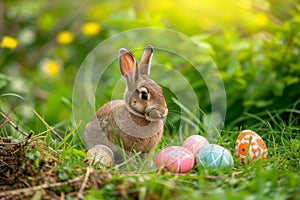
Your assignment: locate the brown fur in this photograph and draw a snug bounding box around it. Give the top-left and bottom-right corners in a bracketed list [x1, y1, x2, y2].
[84, 100, 164, 163]
[84, 45, 167, 164]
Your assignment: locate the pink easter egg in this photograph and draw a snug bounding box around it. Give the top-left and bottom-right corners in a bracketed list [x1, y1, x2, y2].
[156, 146, 195, 173]
[183, 135, 210, 156]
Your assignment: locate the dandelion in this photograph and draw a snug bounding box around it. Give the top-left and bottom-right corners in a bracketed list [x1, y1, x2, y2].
[81, 22, 101, 36]
[56, 31, 74, 45]
[40, 59, 61, 77]
[0, 36, 18, 50]
[255, 12, 269, 26]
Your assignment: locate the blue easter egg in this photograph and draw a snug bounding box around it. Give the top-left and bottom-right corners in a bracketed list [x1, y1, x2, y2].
[196, 144, 234, 169]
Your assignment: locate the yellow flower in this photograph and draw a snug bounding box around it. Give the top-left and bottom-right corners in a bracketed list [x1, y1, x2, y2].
[56, 31, 74, 45]
[255, 12, 269, 26]
[41, 59, 61, 77]
[81, 22, 101, 36]
[0, 36, 18, 50]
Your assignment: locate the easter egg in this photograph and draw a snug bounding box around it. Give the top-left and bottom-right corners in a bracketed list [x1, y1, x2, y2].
[235, 130, 268, 164]
[183, 135, 210, 156]
[196, 144, 234, 169]
[156, 146, 195, 173]
[86, 145, 115, 167]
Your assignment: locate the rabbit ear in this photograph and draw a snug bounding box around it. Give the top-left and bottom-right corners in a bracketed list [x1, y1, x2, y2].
[119, 48, 139, 87]
[119, 48, 136, 77]
[139, 45, 153, 76]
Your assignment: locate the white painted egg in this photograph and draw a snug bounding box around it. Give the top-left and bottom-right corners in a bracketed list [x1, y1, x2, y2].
[86, 145, 115, 167]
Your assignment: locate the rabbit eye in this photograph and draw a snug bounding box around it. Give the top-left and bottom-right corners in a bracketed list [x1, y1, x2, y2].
[138, 87, 149, 100]
[141, 91, 148, 100]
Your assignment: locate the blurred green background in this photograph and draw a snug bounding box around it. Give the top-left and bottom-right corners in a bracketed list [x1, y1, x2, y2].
[0, 0, 299, 135]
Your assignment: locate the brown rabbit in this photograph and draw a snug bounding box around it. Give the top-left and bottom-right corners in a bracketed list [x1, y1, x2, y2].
[84, 45, 168, 164]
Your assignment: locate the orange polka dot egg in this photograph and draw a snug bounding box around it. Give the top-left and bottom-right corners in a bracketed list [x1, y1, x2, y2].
[235, 130, 268, 164]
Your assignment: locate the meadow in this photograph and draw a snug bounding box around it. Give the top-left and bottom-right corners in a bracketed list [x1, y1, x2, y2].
[0, 1, 299, 199]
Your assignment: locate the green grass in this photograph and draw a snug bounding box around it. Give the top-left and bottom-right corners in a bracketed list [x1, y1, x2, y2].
[1, 104, 299, 200]
[83, 109, 299, 200]
[1, 1, 300, 199]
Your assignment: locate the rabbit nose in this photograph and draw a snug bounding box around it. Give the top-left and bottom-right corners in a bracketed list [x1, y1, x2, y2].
[160, 108, 168, 118]
[159, 113, 167, 119]
[145, 108, 168, 121]
[156, 107, 168, 119]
